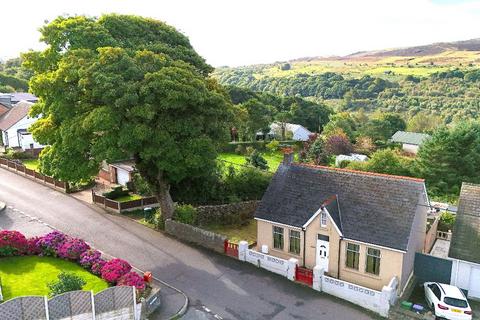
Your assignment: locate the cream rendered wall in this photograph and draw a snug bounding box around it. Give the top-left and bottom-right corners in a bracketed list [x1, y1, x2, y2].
[5, 115, 41, 148]
[339, 240, 404, 291]
[304, 211, 341, 277]
[402, 143, 419, 154]
[256, 219, 304, 264]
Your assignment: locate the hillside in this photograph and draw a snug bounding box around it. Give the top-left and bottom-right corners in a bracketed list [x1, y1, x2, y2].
[214, 38, 480, 122]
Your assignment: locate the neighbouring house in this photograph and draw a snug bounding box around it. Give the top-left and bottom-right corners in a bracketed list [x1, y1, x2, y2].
[0, 92, 38, 108]
[256, 122, 313, 141]
[254, 153, 429, 293]
[0, 100, 44, 153]
[390, 131, 431, 154]
[335, 153, 368, 167]
[448, 182, 480, 299]
[98, 160, 136, 186]
[0, 102, 9, 117]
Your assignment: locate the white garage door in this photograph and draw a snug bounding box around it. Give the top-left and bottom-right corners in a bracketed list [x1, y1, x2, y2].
[468, 267, 480, 299]
[116, 169, 130, 186]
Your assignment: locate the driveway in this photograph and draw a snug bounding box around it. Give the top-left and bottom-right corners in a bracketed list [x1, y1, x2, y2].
[0, 169, 377, 320]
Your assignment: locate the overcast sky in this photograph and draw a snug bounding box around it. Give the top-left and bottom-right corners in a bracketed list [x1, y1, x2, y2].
[1, 0, 480, 67]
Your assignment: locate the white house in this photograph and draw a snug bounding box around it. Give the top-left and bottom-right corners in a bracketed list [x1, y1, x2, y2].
[390, 131, 431, 154]
[0, 100, 44, 152]
[257, 122, 312, 141]
[335, 153, 368, 167]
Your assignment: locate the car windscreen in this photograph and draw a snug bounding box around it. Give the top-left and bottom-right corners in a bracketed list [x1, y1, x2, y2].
[444, 297, 468, 308]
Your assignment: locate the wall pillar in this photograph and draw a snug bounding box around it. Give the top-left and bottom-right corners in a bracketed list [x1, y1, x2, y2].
[238, 241, 248, 261]
[313, 266, 324, 292]
[287, 258, 298, 281]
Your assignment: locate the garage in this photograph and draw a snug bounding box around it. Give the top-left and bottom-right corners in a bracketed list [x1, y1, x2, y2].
[110, 161, 136, 186]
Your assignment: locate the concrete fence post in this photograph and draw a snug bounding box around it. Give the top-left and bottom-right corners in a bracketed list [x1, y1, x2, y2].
[313, 266, 324, 292]
[238, 241, 248, 261]
[287, 258, 298, 281]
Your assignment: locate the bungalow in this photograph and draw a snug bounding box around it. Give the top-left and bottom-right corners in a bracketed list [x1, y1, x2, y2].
[0, 92, 38, 107]
[0, 100, 44, 153]
[257, 122, 313, 141]
[390, 131, 430, 154]
[448, 183, 480, 299]
[254, 153, 429, 293]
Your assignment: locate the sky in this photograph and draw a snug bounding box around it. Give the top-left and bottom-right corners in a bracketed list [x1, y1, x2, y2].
[1, 0, 480, 67]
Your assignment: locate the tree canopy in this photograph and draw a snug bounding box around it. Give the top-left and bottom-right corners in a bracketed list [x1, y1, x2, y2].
[24, 14, 233, 219]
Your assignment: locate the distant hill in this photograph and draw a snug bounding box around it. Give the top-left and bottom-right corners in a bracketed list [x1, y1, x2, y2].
[346, 38, 480, 59]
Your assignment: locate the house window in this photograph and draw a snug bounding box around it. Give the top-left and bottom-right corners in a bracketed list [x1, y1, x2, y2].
[289, 230, 301, 255]
[366, 248, 381, 275]
[320, 210, 327, 227]
[273, 226, 284, 250]
[346, 243, 360, 270]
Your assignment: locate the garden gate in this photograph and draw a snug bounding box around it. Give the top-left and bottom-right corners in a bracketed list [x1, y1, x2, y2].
[414, 252, 452, 284]
[295, 266, 313, 286]
[224, 240, 239, 258]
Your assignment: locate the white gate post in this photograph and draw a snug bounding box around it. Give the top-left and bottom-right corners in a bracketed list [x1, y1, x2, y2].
[238, 241, 248, 261]
[313, 266, 324, 292]
[287, 258, 298, 281]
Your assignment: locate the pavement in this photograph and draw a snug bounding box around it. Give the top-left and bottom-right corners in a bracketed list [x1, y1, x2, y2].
[0, 168, 378, 320]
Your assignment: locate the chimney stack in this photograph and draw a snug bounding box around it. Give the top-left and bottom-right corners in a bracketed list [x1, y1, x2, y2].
[282, 147, 294, 165]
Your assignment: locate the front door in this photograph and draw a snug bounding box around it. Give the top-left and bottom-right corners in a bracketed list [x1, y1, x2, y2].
[316, 234, 329, 272]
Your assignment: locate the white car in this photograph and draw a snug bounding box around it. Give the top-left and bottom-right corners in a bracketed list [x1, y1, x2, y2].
[424, 282, 473, 320]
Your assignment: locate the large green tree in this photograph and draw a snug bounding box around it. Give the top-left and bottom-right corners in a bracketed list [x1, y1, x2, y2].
[416, 121, 480, 196]
[24, 15, 233, 219]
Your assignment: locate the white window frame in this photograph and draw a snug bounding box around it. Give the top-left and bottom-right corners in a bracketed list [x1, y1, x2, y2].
[365, 247, 381, 275]
[320, 210, 327, 227]
[273, 226, 284, 250]
[289, 230, 301, 255]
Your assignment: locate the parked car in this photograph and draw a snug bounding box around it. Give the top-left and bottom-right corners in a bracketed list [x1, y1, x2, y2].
[424, 282, 472, 320]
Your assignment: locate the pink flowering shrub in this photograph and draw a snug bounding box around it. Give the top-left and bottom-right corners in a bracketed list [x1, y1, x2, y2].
[101, 258, 132, 283]
[26, 236, 42, 255]
[0, 230, 28, 256]
[80, 249, 102, 269]
[57, 238, 90, 260]
[37, 231, 68, 256]
[91, 259, 107, 275]
[117, 272, 146, 292]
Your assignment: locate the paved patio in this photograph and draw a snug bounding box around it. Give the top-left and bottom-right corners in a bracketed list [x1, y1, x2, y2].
[430, 239, 451, 259]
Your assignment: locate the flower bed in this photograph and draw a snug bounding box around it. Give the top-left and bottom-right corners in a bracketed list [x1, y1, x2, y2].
[0, 230, 148, 295]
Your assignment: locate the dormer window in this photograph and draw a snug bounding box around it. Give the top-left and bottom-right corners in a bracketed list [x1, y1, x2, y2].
[320, 210, 327, 227]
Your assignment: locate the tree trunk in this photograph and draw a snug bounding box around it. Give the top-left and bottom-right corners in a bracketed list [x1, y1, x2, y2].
[155, 172, 174, 221]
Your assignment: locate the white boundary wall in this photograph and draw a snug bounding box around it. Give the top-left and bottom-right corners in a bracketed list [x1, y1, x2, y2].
[313, 266, 397, 318]
[238, 241, 297, 280]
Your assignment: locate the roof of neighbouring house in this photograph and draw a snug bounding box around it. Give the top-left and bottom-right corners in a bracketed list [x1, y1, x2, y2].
[110, 160, 136, 172]
[254, 163, 428, 251]
[269, 122, 312, 135]
[0, 100, 33, 131]
[449, 183, 480, 264]
[391, 131, 431, 146]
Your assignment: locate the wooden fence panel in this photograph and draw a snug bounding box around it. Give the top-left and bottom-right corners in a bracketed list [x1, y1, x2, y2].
[0, 158, 7, 165]
[143, 197, 157, 205]
[15, 163, 26, 173]
[119, 199, 143, 210]
[45, 176, 55, 185]
[104, 198, 120, 211]
[25, 168, 35, 176]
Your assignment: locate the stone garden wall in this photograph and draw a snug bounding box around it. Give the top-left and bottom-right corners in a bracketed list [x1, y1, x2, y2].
[195, 201, 259, 225]
[165, 219, 227, 253]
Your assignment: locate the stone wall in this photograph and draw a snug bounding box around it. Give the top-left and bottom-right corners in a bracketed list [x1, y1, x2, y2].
[165, 219, 227, 253]
[195, 200, 259, 226]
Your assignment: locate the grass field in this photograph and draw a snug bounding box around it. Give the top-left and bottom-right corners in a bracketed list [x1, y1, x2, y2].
[0, 256, 109, 300]
[203, 219, 257, 245]
[21, 159, 39, 171]
[218, 151, 284, 172]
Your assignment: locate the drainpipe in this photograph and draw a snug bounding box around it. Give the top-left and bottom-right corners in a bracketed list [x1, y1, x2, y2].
[302, 227, 306, 267]
[337, 238, 342, 279]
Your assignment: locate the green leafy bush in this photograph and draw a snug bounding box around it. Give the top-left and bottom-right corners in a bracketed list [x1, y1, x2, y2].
[234, 145, 246, 155]
[103, 186, 130, 200]
[174, 204, 197, 225]
[245, 150, 269, 170]
[132, 173, 152, 196]
[438, 212, 456, 232]
[48, 272, 86, 297]
[266, 140, 280, 152]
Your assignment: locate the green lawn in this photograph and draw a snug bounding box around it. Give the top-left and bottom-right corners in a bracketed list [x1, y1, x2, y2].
[203, 219, 257, 245]
[115, 194, 142, 202]
[21, 159, 40, 171]
[0, 256, 109, 300]
[218, 152, 284, 171]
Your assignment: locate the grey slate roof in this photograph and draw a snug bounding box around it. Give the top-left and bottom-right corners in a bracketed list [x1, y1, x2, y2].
[0, 100, 33, 131]
[254, 163, 428, 251]
[391, 131, 431, 146]
[449, 183, 480, 264]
